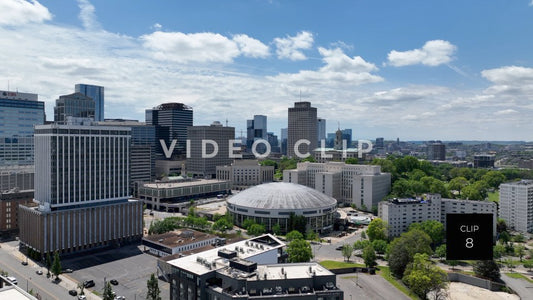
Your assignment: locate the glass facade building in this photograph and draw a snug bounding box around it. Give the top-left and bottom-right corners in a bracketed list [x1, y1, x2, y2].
[0, 90, 45, 166]
[54, 92, 95, 124]
[75, 84, 104, 121]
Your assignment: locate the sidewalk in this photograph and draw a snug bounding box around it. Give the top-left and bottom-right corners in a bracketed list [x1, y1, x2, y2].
[1, 242, 102, 300]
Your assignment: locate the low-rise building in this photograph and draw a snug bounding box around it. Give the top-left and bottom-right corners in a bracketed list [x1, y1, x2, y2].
[379, 194, 497, 238]
[138, 178, 231, 212]
[216, 160, 274, 190]
[0, 189, 33, 238]
[142, 229, 221, 257]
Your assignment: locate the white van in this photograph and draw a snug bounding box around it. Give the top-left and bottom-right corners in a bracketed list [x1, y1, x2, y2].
[6, 276, 17, 285]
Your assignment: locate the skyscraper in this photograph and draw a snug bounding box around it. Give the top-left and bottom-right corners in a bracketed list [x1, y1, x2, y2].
[287, 102, 317, 158]
[146, 103, 193, 159]
[427, 141, 446, 161]
[54, 92, 95, 124]
[317, 118, 326, 145]
[19, 121, 143, 255]
[280, 128, 288, 155]
[0, 90, 45, 166]
[246, 115, 267, 150]
[75, 84, 104, 121]
[187, 121, 235, 178]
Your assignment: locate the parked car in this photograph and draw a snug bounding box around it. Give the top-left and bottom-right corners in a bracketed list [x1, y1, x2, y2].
[114, 296, 126, 300]
[63, 268, 74, 273]
[36, 270, 43, 275]
[21, 261, 28, 266]
[78, 295, 87, 300]
[83, 280, 95, 288]
[335, 245, 344, 251]
[68, 290, 78, 296]
[6, 276, 17, 285]
[110, 279, 118, 285]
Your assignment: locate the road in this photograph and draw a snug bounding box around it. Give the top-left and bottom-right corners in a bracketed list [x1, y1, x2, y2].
[337, 273, 411, 300]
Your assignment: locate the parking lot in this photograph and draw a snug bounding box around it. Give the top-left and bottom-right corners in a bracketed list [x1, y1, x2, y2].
[62, 244, 169, 300]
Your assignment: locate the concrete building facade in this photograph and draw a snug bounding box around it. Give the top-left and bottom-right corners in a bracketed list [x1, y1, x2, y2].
[379, 194, 497, 237]
[288, 102, 317, 158]
[216, 160, 274, 190]
[284, 162, 391, 210]
[499, 180, 533, 233]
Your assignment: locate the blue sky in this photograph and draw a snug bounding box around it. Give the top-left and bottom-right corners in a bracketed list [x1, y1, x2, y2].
[1, 0, 533, 140]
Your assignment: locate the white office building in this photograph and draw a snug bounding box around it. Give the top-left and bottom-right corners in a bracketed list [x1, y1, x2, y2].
[283, 162, 391, 210]
[499, 180, 533, 234]
[216, 160, 274, 190]
[379, 193, 497, 237]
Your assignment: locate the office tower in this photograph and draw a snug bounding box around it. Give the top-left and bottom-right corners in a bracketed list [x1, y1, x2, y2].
[474, 154, 495, 168]
[499, 180, 533, 234]
[146, 103, 193, 159]
[342, 129, 352, 147]
[287, 102, 317, 158]
[246, 115, 267, 151]
[19, 122, 143, 256]
[54, 92, 95, 124]
[0, 90, 45, 166]
[187, 121, 235, 178]
[317, 118, 326, 145]
[326, 133, 335, 148]
[375, 137, 384, 150]
[267, 132, 280, 153]
[75, 84, 104, 121]
[280, 128, 288, 156]
[427, 141, 446, 161]
[98, 119, 156, 196]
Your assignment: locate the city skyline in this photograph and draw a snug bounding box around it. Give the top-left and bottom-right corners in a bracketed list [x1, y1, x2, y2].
[1, 0, 533, 140]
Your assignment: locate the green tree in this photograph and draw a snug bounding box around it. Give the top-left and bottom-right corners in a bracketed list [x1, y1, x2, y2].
[402, 253, 448, 300]
[394, 156, 420, 174]
[496, 218, 507, 233]
[146, 273, 162, 300]
[212, 217, 233, 232]
[45, 252, 52, 276]
[353, 240, 371, 250]
[242, 218, 256, 230]
[287, 239, 313, 263]
[523, 261, 533, 272]
[286, 230, 304, 241]
[77, 282, 85, 296]
[512, 233, 525, 243]
[259, 159, 277, 167]
[102, 281, 114, 300]
[367, 218, 387, 241]
[450, 168, 473, 181]
[499, 231, 511, 244]
[272, 224, 281, 235]
[462, 180, 489, 200]
[446, 260, 459, 270]
[435, 244, 446, 260]
[288, 213, 307, 233]
[515, 245, 526, 261]
[342, 244, 354, 262]
[448, 177, 469, 196]
[493, 244, 506, 261]
[371, 239, 388, 254]
[345, 157, 358, 164]
[481, 171, 506, 189]
[473, 260, 500, 281]
[388, 229, 433, 277]
[51, 251, 61, 279]
[362, 245, 377, 268]
[361, 230, 367, 240]
[247, 224, 265, 236]
[408, 220, 445, 246]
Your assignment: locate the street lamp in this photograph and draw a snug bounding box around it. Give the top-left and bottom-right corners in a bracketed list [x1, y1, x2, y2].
[26, 277, 31, 292]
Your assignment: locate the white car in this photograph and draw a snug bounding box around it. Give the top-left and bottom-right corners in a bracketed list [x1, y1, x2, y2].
[6, 276, 17, 285]
[78, 295, 87, 300]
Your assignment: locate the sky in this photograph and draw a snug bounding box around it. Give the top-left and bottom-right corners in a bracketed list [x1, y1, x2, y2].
[1, 0, 533, 141]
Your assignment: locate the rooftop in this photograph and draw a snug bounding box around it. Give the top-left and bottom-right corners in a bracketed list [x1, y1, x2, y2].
[143, 179, 229, 189]
[142, 229, 216, 248]
[167, 234, 285, 276]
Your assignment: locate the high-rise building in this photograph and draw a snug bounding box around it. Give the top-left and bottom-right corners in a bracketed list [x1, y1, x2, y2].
[19, 122, 143, 256]
[187, 121, 235, 178]
[75, 84, 104, 121]
[499, 180, 533, 234]
[341, 129, 352, 147]
[98, 119, 156, 196]
[287, 102, 317, 158]
[427, 141, 446, 161]
[0, 90, 45, 166]
[246, 115, 267, 151]
[146, 103, 193, 159]
[317, 118, 326, 145]
[375, 137, 384, 150]
[474, 154, 495, 168]
[267, 132, 280, 153]
[54, 92, 95, 124]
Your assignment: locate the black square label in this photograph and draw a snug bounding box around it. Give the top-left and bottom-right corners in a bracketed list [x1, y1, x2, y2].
[446, 214, 493, 260]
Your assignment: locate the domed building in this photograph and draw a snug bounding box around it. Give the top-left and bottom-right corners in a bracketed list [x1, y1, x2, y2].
[226, 182, 337, 234]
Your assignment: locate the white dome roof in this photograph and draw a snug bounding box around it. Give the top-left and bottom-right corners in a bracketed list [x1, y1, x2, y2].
[227, 182, 337, 210]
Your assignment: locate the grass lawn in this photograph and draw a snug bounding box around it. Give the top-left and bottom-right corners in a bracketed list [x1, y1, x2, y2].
[488, 191, 499, 203]
[505, 272, 533, 283]
[319, 260, 365, 269]
[377, 266, 420, 300]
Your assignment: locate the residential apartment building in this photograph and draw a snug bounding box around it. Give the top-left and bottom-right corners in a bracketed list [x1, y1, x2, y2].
[379, 193, 497, 237]
[186, 121, 235, 178]
[19, 122, 143, 256]
[216, 160, 274, 190]
[0, 90, 45, 166]
[287, 102, 317, 158]
[499, 180, 533, 233]
[284, 162, 391, 210]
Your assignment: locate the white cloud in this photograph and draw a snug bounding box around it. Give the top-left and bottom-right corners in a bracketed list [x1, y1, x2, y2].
[77, 0, 100, 30]
[274, 31, 313, 60]
[232, 34, 270, 58]
[141, 31, 241, 63]
[494, 109, 518, 115]
[387, 40, 457, 67]
[530, 0, 533, 6]
[481, 66, 533, 85]
[0, 0, 52, 26]
[270, 47, 382, 86]
[152, 23, 162, 30]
